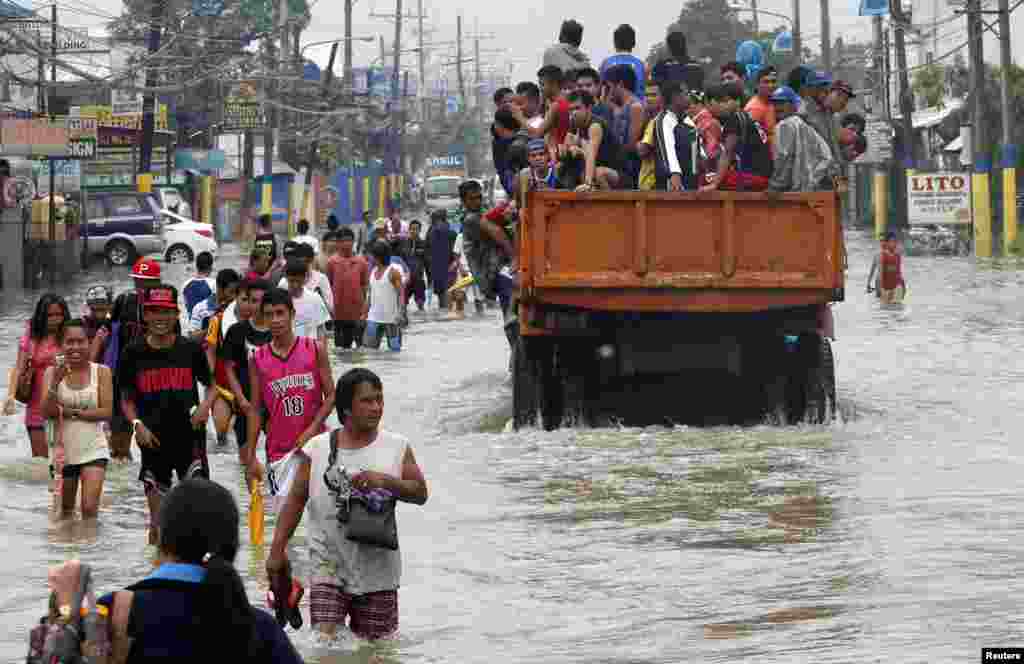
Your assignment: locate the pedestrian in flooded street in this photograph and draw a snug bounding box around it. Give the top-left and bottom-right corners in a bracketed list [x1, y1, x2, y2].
[267, 368, 428, 642]
[107, 257, 164, 461]
[117, 285, 216, 545]
[13, 293, 70, 459]
[46, 479, 303, 661]
[246, 288, 335, 511]
[40, 318, 112, 520]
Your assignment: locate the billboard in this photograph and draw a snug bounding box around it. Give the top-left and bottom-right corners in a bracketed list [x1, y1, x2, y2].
[906, 172, 972, 225]
[426, 153, 466, 178]
[0, 118, 69, 157]
[222, 80, 265, 131]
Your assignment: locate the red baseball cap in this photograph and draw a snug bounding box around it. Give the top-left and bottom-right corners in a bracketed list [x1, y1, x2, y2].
[131, 257, 161, 280]
[142, 285, 178, 310]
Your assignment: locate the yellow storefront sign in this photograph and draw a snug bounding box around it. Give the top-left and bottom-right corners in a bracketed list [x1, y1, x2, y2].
[72, 104, 169, 131]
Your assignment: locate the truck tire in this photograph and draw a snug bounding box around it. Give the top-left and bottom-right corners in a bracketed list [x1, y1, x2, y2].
[792, 334, 836, 424]
[513, 336, 543, 429]
[551, 340, 592, 428]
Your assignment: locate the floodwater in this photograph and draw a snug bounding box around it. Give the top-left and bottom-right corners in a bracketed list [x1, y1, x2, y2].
[0, 233, 1022, 663]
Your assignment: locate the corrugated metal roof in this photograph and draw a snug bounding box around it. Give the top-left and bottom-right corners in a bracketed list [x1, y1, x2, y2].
[0, 1, 36, 18]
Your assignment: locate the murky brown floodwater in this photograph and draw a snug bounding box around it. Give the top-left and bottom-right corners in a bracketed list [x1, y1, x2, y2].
[0, 233, 1022, 663]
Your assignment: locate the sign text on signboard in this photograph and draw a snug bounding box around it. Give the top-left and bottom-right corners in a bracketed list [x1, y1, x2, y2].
[906, 172, 973, 225]
[0, 118, 69, 157]
[64, 116, 98, 160]
[223, 100, 265, 131]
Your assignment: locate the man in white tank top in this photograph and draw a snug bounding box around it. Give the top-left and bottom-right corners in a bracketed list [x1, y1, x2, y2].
[266, 368, 428, 641]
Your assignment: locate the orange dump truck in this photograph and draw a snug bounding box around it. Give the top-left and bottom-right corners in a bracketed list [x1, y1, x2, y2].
[513, 190, 845, 429]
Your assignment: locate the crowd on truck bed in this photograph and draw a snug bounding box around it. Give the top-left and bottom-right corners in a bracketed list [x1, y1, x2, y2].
[492, 21, 869, 198]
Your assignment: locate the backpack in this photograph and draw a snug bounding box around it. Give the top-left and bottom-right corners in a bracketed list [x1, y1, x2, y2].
[731, 111, 773, 179]
[27, 563, 102, 664]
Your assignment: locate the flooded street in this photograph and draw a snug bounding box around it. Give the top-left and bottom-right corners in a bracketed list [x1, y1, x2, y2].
[0, 231, 1022, 663]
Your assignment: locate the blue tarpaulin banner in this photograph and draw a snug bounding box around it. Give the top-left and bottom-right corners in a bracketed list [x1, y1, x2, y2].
[859, 0, 889, 16]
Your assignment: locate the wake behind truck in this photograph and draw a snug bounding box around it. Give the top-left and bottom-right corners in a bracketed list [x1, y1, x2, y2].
[512, 189, 844, 429]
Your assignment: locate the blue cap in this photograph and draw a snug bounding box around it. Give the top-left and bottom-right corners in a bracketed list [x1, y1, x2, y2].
[769, 86, 801, 105]
[807, 70, 832, 87]
[527, 138, 546, 152]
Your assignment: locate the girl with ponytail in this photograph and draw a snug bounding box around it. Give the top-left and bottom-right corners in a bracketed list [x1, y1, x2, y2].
[46, 479, 303, 663]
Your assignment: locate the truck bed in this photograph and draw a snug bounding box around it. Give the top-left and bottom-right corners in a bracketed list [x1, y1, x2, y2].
[518, 190, 845, 315]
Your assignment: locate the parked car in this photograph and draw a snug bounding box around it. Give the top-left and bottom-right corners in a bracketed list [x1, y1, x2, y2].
[157, 187, 192, 218]
[82, 192, 163, 266]
[160, 209, 218, 264]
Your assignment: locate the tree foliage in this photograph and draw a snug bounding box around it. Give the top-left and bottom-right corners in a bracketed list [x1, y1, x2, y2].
[646, 0, 756, 71]
[913, 64, 944, 108]
[107, 0, 309, 147]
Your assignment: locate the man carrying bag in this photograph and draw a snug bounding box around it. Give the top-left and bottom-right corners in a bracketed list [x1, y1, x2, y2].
[266, 368, 428, 642]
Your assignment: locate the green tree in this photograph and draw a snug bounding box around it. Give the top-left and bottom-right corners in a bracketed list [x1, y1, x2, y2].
[913, 63, 945, 109]
[107, 0, 310, 149]
[647, 0, 755, 71]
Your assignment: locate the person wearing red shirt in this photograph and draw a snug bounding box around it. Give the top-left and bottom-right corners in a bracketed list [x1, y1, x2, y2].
[326, 227, 370, 350]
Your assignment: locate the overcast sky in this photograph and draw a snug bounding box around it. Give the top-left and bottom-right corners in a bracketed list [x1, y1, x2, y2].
[33, 0, 1024, 92]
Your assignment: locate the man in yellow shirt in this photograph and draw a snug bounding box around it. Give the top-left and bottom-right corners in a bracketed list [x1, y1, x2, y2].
[637, 80, 663, 190]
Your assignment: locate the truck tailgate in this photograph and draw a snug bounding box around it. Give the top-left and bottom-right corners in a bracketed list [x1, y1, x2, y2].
[519, 191, 844, 313]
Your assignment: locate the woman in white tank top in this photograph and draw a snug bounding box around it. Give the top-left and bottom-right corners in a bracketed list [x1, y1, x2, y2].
[364, 241, 404, 351]
[41, 319, 113, 520]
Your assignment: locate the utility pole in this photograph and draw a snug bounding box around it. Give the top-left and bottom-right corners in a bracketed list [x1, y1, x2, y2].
[999, 0, 1016, 253]
[872, 15, 885, 117]
[262, 0, 287, 219]
[792, 0, 802, 65]
[391, 0, 402, 101]
[750, 0, 759, 34]
[48, 1, 56, 276]
[890, 0, 914, 171]
[138, 0, 165, 176]
[417, 0, 425, 122]
[820, 0, 831, 72]
[343, 0, 353, 89]
[242, 130, 254, 241]
[302, 43, 337, 228]
[456, 15, 465, 102]
[966, 0, 991, 256]
[474, 32, 480, 116]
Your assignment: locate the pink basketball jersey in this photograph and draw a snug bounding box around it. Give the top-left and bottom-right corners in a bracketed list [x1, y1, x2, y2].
[254, 337, 324, 462]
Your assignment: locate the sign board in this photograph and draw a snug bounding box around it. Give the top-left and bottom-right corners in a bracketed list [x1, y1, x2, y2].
[222, 80, 265, 132]
[858, 116, 893, 163]
[426, 153, 466, 178]
[111, 87, 143, 116]
[174, 148, 225, 172]
[0, 118, 69, 157]
[859, 0, 890, 16]
[33, 159, 81, 194]
[192, 0, 225, 17]
[4, 19, 45, 37]
[40, 28, 91, 52]
[64, 116, 97, 160]
[906, 171, 972, 225]
[71, 105, 169, 131]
